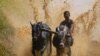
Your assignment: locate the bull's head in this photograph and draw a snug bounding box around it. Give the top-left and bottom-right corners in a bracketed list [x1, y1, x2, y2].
[53, 25, 69, 48]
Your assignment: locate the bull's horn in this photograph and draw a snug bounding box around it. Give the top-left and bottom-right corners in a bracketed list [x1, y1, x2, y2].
[30, 21, 33, 26]
[56, 27, 59, 31]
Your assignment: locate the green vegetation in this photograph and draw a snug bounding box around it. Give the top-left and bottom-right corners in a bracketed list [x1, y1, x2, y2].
[0, 9, 14, 56]
[0, 0, 10, 8]
[0, 10, 14, 40]
[0, 44, 11, 56]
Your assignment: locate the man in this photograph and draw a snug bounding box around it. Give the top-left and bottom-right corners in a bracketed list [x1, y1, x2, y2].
[52, 11, 74, 56]
[60, 11, 74, 36]
[60, 11, 74, 46]
[60, 11, 74, 56]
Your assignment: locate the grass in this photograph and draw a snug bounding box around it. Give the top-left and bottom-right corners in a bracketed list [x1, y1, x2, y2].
[0, 10, 14, 39]
[0, 8, 14, 56]
[0, 44, 11, 56]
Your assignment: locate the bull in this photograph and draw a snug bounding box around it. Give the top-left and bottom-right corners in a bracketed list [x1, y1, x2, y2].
[53, 25, 73, 56]
[30, 22, 52, 56]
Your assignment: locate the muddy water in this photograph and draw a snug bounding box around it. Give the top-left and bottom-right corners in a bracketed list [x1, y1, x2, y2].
[0, 0, 100, 56]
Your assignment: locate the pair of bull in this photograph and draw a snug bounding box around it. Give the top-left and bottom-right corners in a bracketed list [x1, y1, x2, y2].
[30, 22, 73, 56]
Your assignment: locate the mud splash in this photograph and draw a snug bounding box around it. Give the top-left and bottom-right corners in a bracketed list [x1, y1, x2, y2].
[0, 0, 100, 56]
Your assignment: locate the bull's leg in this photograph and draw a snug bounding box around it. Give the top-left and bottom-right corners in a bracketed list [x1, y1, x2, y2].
[67, 47, 71, 56]
[41, 51, 44, 56]
[32, 50, 36, 56]
[47, 42, 51, 56]
[56, 48, 62, 56]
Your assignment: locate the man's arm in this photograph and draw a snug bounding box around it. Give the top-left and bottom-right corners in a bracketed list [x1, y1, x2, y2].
[70, 21, 74, 34]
